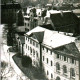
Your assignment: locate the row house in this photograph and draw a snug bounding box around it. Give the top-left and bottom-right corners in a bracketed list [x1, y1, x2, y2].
[24, 26, 80, 80]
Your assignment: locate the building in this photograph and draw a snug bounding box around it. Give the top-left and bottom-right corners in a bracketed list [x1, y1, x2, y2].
[24, 26, 80, 80]
[23, 7, 80, 35]
[24, 7, 38, 31]
[42, 10, 80, 35]
[1, 2, 21, 24]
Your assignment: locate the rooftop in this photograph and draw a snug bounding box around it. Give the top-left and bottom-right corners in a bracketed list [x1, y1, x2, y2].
[50, 11, 79, 28]
[26, 26, 75, 48]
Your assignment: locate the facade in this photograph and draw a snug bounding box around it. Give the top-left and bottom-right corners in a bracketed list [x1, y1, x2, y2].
[24, 26, 80, 80]
[24, 7, 38, 31]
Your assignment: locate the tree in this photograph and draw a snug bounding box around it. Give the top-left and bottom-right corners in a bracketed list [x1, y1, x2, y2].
[1, 61, 8, 80]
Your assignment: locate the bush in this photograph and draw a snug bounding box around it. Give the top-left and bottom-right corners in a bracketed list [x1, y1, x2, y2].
[21, 56, 32, 67]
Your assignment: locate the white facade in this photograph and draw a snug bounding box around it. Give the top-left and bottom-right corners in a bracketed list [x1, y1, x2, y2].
[24, 26, 80, 80]
[25, 35, 40, 67]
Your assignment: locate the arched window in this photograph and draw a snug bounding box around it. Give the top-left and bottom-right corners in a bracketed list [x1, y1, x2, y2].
[56, 76, 60, 80]
[70, 68, 75, 77]
[56, 62, 60, 71]
[63, 65, 67, 73]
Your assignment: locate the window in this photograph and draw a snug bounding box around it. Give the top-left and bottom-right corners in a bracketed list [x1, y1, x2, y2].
[63, 65, 67, 74]
[51, 74, 53, 78]
[70, 68, 75, 77]
[64, 56, 66, 61]
[43, 46, 44, 50]
[28, 23, 29, 26]
[28, 38, 29, 42]
[26, 44, 27, 49]
[30, 47, 32, 53]
[30, 39, 32, 44]
[34, 61, 35, 65]
[26, 37, 27, 40]
[47, 58, 48, 64]
[47, 71, 49, 75]
[57, 54, 60, 58]
[50, 51, 52, 55]
[43, 56, 44, 61]
[67, 57, 68, 62]
[70, 58, 75, 64]
[51, 61, 53, 66]
[56, 76, 60, 80]
[33, 49, 35, 57]
[36, 43, 38, 47]
[33, 41, 35, 46]
[36, 51, 38, 57]
[72, 59, 74, 64]
[46, 48, 48, 52]
[56, 62, 60, 71]
[28, 46, 29, 50]
[25, 23, 26, 26]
